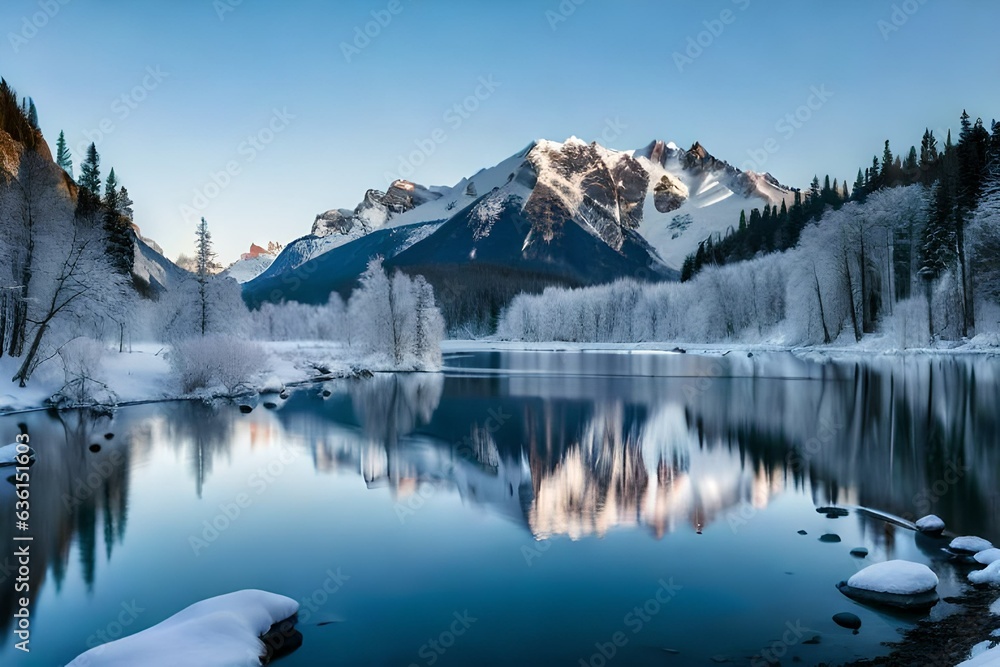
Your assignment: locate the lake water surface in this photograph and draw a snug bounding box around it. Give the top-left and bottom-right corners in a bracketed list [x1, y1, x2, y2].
[1, 350, 998, 666]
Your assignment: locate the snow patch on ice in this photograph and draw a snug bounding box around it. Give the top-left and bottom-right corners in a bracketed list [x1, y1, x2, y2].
[846, 560, 939, 595]
[66, 590, 298, 667]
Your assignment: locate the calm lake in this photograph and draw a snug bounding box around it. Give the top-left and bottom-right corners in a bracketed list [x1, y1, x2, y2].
[1, 350, 998, 666]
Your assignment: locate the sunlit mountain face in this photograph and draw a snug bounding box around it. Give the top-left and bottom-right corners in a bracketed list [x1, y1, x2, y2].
[3, 351, 998, 665]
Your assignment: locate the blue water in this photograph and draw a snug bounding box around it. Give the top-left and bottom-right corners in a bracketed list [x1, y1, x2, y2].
[1, 350, 997, 666]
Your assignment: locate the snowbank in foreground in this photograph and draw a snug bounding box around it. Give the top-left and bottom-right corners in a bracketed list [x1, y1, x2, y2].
[66, 590, 298, 667]
[847, 560, 939, 595]
[957, 643, 1000, 667]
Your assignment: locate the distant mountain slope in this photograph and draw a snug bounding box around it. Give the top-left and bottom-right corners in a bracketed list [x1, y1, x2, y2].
[132, 234, 189, 296]
[244, 136, 793, 325]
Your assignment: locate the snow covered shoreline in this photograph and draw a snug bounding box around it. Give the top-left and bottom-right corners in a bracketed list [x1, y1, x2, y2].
[444, 338, 1000, 359]
[0, 341, 419, 416]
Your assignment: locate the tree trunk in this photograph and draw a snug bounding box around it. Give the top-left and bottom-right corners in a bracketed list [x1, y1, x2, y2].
[844, 252, 861, 342]
[12, 321, 47, 387]
[813, 269, 831, 344]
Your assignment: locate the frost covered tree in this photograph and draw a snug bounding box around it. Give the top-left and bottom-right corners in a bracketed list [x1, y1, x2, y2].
[160, 275, 250, 343]
[345, 257, 445, 369]
[195, 218, 216, 336]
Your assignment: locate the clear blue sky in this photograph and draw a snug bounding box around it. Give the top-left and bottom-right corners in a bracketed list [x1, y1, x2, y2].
[2, 0, 997, 263]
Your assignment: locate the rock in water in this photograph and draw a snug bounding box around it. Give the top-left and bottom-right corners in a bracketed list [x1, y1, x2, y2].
[969, 561, 1000, 587]
[850, 548, 869, 558]
[239, 404, 253, 414]
[797, 530, 808, 535]
[819, 534, 842, 543]
[974, 549, 1000, 566]
[818, 506, 850, 518]
[838, 560, 939, 611]
[915, 514, 945, 535]
[833, 612, 862, 633]
[950, 536, 994, 555]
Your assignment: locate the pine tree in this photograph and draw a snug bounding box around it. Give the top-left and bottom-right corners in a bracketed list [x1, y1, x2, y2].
[195, 218, 217, 336]
[853, 169, 866, 202]
[27, 99, 38, 129]
[881, 140, 895, 187]
[118, 187, 134, 220]
[55, 130, 73, 177]
[102, 169, 133, 276]
[78, 143, 101, 197]
[903, 146, 919, 184]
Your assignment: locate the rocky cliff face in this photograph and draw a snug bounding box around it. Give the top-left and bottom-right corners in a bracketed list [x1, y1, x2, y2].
[311, 180, 443, 237]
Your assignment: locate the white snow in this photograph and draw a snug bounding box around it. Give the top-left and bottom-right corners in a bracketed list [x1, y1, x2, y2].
[958, 643, 1000, 667]
[66, 590, 298, 667]
[992, 598, 1000, 616]
[969, 561, 1000, 587]
[951, 536, 995, 554]
[221, 254, 275, 284]
[915, 514, 946, 532]
[976, 549, 1000, 566]
[846, 560, 939, 595]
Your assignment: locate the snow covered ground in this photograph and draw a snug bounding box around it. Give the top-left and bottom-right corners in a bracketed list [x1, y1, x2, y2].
[0, 341, 370, 415]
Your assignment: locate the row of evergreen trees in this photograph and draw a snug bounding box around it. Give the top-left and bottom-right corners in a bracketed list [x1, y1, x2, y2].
[681, 112, 991, 292]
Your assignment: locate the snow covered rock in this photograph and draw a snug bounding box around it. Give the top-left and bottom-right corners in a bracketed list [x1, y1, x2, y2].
[950, 536, 995, 555]
[969, 561, 1000, 587]
[975, 549, 1000, 566]
[915, 514, 946, 535]
[0, 443, 34, 467]
[837, 560, 939, 611]
[66, 590, 299, 667]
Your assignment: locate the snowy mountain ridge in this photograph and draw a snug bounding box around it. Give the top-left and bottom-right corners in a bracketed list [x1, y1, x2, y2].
[246, 137, 795, 323]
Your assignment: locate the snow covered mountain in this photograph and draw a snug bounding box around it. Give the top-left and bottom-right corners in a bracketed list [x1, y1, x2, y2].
[244, 138, 794, 323]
